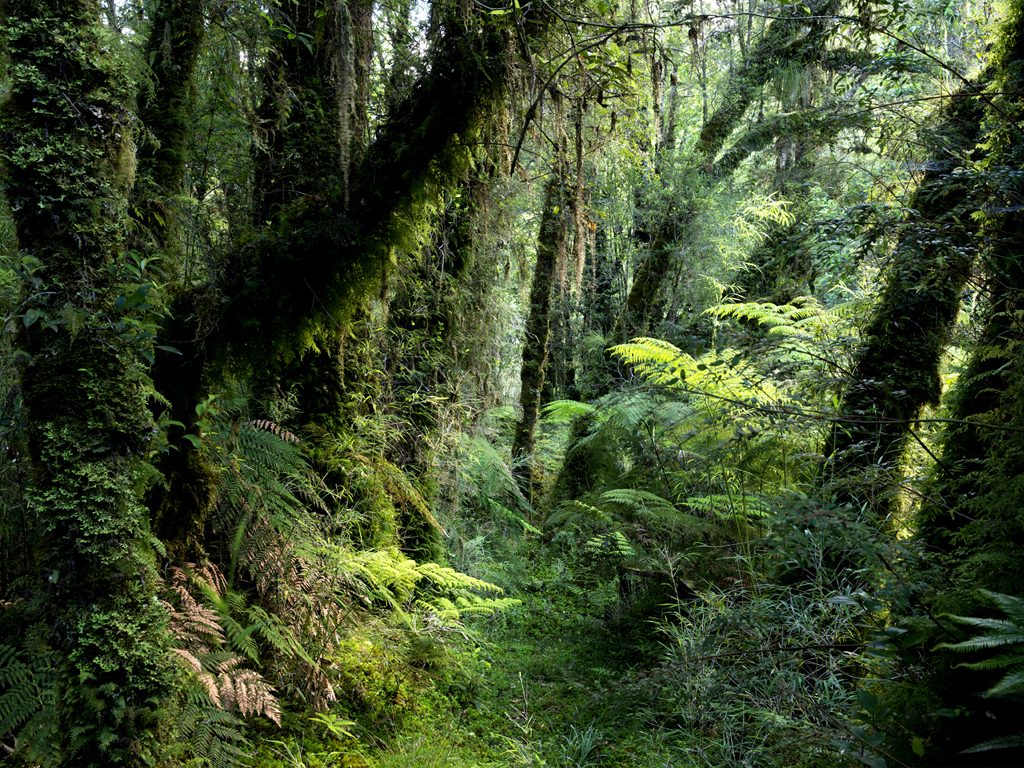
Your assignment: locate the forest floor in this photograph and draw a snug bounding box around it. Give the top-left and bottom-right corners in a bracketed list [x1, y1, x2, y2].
[360, 539, 689, 768]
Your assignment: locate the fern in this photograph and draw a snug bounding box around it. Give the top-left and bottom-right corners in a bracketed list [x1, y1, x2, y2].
[685, 493, 771, 519]
[164, 565, 284, 727]
[940, 590, 1024, 699]
[546, 499, 614, 531]
[600, 488, 678, 517]
[542, 399, 597, 423]
[609, 338, 690, 385]
[582, 531, 636, 558]
[0, 641, 60, 766]
[171, 686, 252, 767]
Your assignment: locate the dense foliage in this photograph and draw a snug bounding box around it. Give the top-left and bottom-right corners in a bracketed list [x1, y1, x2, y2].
[0, 0, 1022, 765]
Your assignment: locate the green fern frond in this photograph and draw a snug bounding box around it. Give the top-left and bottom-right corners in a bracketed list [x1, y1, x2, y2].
[542, 399, 598, 423]
[961, 733, 1024, 754]
[685, 494, 771, 519]
[582, 531, 636, 558]
[486, 498, 540, 534]
[0, 643, 60, 765]
[609, 338, 689, 385]
[987, 668, 1024, 697]
[415, 561, 504, 595]
[600, 488, 677, 516]
[546, 499, 614, 530]
[940, 591, 1024, 703]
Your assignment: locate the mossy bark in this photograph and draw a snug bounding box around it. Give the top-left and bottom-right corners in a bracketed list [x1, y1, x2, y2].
[252, 0, 353, 225]
[135, 0, 206, 249]
[616, 0, 840, 341]
[824, 86, 985, 518]
[895, 10, 1024, 758]
[133, 0, 214, 560]
[220, 8, 521, 362]
[512, 168, 571, 502]
[0, 2, 173, 762]
[916, 3, 1024, 587]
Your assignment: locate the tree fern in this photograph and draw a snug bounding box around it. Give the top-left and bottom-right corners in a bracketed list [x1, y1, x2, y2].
[600, 488, 678, 517]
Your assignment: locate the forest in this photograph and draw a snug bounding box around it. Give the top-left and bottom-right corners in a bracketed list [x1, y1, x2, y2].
[0, 0, 1022, 765]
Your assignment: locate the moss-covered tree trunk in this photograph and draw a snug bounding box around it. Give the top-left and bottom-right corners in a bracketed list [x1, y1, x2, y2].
[512, 166, 570, 502]
[0, 2, 173, 762]
[916, 5, 1024, 583]
[134, 0, 205, 249]
[890, 10, 1024, 759]
[135, 0, 215, 559]
[616, 0, 839, 340]
[824, 85, 985, 517]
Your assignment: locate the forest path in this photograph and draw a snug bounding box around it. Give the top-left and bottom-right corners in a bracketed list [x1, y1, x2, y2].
[474, 570, 673, 767]
[369, 541, 685, 767]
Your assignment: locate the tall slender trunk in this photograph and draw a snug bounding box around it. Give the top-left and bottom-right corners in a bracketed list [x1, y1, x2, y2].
[512, 165, 571, 502]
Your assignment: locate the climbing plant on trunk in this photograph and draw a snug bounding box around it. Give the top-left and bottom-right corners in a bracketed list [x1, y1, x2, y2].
[0, 2, 174, 763]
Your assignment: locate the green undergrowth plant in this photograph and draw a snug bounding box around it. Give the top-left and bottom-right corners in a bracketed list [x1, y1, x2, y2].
[643, 577, 865, 768]
[937, 590, 1024, 754]
[144, 396, 518, 764]
[541, 322, 838, 620]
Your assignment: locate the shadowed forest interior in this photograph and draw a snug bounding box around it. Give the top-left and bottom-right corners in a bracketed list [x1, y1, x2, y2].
[1, 0, 1024, 765]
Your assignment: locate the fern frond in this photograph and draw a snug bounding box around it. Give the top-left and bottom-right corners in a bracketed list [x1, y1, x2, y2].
[416, 561, 504, 595]
[582, 531, 636, 558]
[249, 419, 300, 444]
[685, 494, 771, 519]
[940, 591, 1024, 703]
[609, 338, 689, 385]
[542, 399, 597, 423]
[961, 733, 1024, 754]
[486, 498, 541, 534]
[600, 488, 677, 516]
[547, 500, 614, 529]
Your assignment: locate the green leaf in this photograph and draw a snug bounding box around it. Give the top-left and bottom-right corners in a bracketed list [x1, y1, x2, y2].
[912, 736, 925, 757]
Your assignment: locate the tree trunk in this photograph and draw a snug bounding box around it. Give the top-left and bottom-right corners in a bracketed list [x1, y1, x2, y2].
[0, 2, 173, 761]
[824, 85, 985, 517]
[512, 167, 570, 502]
[134, 0, 215, 560]
[916, 16, 1024, 585]
[616, 0, 840, 340]
[896, 11, 1024, 758]
[134, 0, 206, 250]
